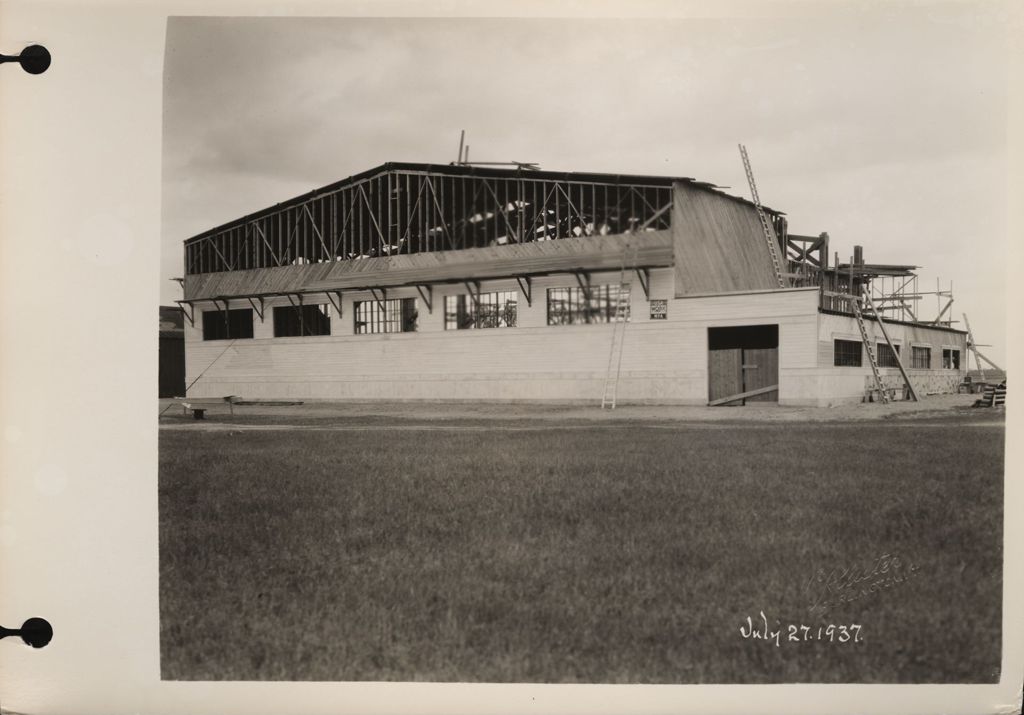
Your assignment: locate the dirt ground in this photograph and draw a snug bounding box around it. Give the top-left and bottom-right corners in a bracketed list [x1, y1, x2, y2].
[158, 393, 1001, 428]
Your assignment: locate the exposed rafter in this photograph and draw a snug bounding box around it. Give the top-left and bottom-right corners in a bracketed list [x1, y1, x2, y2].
[182, 163, 771, 277]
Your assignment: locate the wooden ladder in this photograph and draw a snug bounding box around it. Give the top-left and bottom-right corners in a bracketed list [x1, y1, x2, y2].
[601, 244, 638, 409]
[853, 293, 919, 402]
[849, 296, 889, 403]
[739, 144, 787, 289]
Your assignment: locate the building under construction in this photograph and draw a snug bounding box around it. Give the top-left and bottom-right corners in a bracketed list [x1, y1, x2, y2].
[177, 159, 969, 406]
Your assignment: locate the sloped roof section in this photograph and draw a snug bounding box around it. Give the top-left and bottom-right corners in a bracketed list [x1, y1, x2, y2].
[672, 182, 780, 296]
[185, 162, 779, 244]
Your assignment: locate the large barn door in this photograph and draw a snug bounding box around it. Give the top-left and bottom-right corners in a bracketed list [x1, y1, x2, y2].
[708, 349, 744, 405]
[742, 347, 779, 403]
[707, 325, 779, 405]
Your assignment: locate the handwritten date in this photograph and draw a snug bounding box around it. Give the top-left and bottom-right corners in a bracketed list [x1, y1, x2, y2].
[740, 611, 863, 647]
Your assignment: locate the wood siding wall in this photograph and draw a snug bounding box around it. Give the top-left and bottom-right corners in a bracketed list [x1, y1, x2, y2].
[813, 312, 968, 401]
[671, 182, 780, 297]
[184, 277, 824, 404]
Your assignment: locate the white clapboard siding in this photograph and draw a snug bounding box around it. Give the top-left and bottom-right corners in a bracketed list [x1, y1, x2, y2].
[185, 279, 826, 404]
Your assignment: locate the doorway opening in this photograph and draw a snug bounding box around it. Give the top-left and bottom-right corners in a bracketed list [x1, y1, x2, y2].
[707, 324, 779, 406]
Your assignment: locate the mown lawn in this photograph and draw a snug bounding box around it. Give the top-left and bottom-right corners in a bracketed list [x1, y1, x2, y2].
[159, 419, 1003, 682]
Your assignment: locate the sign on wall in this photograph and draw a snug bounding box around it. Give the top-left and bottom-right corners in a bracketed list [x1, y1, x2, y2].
[650, 300, 668, 320]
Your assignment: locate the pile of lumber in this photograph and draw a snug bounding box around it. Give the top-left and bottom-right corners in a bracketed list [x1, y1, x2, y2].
[973, 384, 1007, 408]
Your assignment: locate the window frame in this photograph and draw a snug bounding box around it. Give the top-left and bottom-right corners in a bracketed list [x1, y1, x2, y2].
[910, 345, 931, 369]
[353, 297, 418, 335]
[272, 303, 332, 338]
[444, 290, 518, 330]
[546, 284, 630, 326]
[201, 308, 254, 341]
[833, 339, 863, 367]
[876, 342, 902, 368]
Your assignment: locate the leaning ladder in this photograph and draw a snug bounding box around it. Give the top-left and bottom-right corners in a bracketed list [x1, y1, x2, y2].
[851, 292, 919, 403]
[864, 292, 918, 402]
[849, 296, 889, 403]
[739, 144, 787, 289]
[601, 244, 638, 409]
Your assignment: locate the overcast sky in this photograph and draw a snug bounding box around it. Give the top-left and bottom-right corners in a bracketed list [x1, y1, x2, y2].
[162, 7, 1010, 363]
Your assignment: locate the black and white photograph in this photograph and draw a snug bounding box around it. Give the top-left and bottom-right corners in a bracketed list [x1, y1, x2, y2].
[156, 10, 1008, 684]
[0, 1, 1021, 713]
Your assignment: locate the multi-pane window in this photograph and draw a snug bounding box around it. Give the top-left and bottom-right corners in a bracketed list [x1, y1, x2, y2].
[273, 304, 331, 337]
[911, 346, 931, 369]
[833, 339, 862, 367]
[546, 285, 630, 325]
[444, 291, 517, 330]
[353, 297, 417, 334]
[202, 308, 254, 341]
[876, 342, 901, 368]
[942, 348, 961, 370]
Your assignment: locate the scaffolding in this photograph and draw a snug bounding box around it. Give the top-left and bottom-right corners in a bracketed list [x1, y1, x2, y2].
[796, 245, 956, 327]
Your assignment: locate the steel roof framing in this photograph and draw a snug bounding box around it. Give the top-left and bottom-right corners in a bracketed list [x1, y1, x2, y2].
[182, 163, 775, 278]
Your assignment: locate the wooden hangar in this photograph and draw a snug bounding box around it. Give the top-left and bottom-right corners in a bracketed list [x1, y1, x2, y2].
[177, 161, 967, 406]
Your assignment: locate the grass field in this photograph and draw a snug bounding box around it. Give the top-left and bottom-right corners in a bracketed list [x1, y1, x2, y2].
[159, 412, 1004, 683]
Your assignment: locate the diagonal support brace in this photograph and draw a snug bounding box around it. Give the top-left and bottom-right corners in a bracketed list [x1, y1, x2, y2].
[326, 291, 344, 318]
[516, 276, 532, 307]
[415, 285, 433, 314]
[247, 296, 265, 322]
[176, 301, 195, 327]
[634, 268, 650, 301]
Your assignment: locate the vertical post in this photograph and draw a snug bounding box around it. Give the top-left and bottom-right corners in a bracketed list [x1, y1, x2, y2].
[555, 181, 561, 238]
[386, 172, 392, 253]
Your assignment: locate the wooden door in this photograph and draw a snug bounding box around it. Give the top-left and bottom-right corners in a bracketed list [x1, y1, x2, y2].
[708, 348, 743, 405]
[741, 347, 779, 403]
[707, 324, 779, 405]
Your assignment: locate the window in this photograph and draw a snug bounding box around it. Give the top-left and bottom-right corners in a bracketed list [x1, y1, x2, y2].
[911, 346, 931, 369]
[834, 339, 862, 367]
[876, 342, 901, 368]
[202, 308, 254, 341]
[273, 304, 331, 337]
[942, 348, 961, 370]
[444, 291, 517, 330]
[547, 285, 630, 325]
[354, 297, 417, 334]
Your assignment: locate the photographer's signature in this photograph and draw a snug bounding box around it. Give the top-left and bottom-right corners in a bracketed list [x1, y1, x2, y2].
[805, 551, 920, 613]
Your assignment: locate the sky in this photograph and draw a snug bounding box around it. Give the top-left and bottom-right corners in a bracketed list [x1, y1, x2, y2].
[162, 6, 1011, 364]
